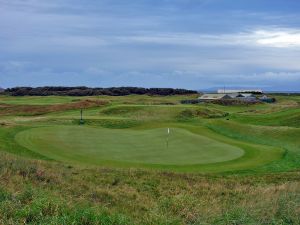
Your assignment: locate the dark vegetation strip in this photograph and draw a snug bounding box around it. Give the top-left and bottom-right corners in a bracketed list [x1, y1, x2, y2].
[5, 86, 198, 96]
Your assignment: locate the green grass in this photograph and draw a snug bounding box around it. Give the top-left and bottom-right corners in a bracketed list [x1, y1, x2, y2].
[0, 94, 294, 173]
[206, 119, 300, 172]
[0, 94, 299, 224]
[230, 108, 300, 127]
[15, 125, 244, 166]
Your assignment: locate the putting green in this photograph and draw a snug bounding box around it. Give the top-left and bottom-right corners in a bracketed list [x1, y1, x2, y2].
[15, 126, 244, 166]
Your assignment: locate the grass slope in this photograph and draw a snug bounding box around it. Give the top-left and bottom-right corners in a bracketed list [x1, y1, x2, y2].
[230, 108, 300, 128]
[206, 120, 300, 172]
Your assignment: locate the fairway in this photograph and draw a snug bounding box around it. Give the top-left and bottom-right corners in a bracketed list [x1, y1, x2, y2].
[15, 126, 244, 166]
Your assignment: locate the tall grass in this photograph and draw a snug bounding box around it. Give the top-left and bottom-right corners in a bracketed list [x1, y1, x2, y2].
[0, 152, 299, 224]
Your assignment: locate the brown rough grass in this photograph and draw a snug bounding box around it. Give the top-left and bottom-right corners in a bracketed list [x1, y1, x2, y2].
[0, 152, 299, 224]
[0, 99, 108, 116]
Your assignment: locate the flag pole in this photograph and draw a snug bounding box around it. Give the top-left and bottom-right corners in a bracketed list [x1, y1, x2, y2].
[167, 128, 169, 148]
[80, 108, 83, 124]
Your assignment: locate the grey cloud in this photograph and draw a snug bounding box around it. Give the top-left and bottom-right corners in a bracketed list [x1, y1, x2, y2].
[0, 0, 300, 90]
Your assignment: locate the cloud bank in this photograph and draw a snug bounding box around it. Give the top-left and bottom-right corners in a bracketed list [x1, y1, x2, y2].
[0, 0, 300, 90]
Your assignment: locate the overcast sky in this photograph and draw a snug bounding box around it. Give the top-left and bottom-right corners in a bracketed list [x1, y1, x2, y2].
[1, 0, 300, 90]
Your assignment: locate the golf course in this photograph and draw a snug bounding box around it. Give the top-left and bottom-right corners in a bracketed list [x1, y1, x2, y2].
[15, 126, 245, 166]
[0, 93, 299, 224]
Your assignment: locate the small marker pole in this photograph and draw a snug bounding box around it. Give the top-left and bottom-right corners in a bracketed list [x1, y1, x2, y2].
[167, 128, 170, 148]
[80, 109, 83, 124]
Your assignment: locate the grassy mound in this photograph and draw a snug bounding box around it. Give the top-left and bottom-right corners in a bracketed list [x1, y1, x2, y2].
[206, 120, 300, 171]
[0, 99, 108, 116]
[177, 108, 228, 120]
[100, 105, 184, 121]
[231, 108, 300, 128]
[101, 105, 228, 122]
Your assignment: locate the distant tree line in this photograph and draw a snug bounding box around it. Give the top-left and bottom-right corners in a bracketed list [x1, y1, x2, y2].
[5, 86, 197, 96]
[181, 99, 202, 104]
[267, 93, 300, 96]
[239, 91, 263, 94]
[181, 99, 262, 105]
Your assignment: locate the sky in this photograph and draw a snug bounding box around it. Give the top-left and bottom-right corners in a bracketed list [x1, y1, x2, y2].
[1, 0, 300, 91]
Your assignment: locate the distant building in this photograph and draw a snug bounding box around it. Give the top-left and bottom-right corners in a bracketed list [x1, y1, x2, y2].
[198, 94, 232, 101]
[217, 89, 263, 94]
[228, 93, 243, 98]
[259, 95, 276, 103]
[237, 93, 257, 102]
[260, 95, 268, 100]
[193, 90, 276, 105]
[240, 93, 255, 98]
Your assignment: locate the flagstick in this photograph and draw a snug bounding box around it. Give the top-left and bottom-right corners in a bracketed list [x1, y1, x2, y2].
[80, 108, 84, 125]
[167, 128, 169, 148]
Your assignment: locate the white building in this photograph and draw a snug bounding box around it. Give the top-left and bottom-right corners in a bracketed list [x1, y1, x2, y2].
[198, 94, 232, 101]
[217, 89, 263, 94]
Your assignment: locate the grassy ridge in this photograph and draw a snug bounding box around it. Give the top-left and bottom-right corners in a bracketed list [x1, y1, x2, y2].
[206, 120, 300, 172]
[230, 108, 300, 127]
[0, 95, 81, 105]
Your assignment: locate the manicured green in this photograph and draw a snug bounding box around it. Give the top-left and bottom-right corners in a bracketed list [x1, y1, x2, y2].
[15, 126, 244, 166]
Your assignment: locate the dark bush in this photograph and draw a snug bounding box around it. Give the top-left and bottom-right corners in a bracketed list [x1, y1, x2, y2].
[181, 99, 202, 104]
[5, 86, 197, 96]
